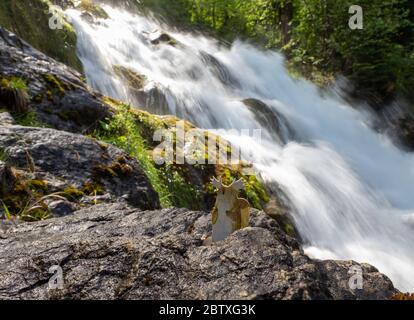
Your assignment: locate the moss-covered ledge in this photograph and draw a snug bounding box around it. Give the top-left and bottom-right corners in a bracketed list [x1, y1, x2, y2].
[96, 97, 270, 211]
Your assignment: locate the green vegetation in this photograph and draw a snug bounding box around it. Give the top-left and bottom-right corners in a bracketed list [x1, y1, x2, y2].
[63, 186, 85, 200]
[14, 111, 45, 127]
[0, 76, 29, 115]
[0, 171, 52, 221]
[1, 200, 11, 220]
[95, 102, 173, 207]
[0, 148, 8, 163]
[0, 77, 28, 92]
[0, 0, 82, 71]
[139, 0, 414, 109]
[0, 75, 48, 127]
[41, 73, 71, 97]
[95, 99, 270, 210]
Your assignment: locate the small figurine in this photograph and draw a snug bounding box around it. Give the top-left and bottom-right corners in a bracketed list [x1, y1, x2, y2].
[211, 177, 250, 242]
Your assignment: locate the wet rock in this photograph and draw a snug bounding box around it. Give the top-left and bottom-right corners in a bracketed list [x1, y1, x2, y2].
[200, 51, 240, 88]
[0, 203, 398, 300]
[113, 65, 147, 90]
[150, 32, 178, 46]
[242, 98, 295, 144]
[265, 198, 300, 240]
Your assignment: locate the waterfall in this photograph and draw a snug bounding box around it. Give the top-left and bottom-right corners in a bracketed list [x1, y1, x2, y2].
[66, 5, 414, 291]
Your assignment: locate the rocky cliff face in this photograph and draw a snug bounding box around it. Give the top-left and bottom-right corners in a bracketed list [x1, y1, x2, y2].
[0, 203, 397, 300]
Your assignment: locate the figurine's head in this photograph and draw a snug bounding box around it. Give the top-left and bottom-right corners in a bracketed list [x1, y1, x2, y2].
[212, 177, 244, 210]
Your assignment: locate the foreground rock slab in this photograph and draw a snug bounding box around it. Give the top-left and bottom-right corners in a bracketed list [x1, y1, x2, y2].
[0, 203, 397, 300]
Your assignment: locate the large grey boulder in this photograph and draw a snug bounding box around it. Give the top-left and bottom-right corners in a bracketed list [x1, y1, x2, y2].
[0, 125, 160, 211]
[0, 203, 397, 300]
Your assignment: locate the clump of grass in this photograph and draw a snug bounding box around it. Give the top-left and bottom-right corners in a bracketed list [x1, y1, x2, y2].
[0, 77, 45, 128]
[0, 77, 28, 92]
[1, 200, 11, 220]
[0, 76, 29, 114]
[0, 148, 9, 163]
[19, 193, 67, 222]
[13, 111, 44, 127]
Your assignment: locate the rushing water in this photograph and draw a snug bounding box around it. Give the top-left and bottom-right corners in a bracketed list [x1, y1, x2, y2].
[66, 5, 414, 291]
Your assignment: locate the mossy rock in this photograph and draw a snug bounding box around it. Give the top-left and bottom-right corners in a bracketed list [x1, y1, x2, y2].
[0, 167, 50, 221]
[78, 0, 109, 19]
[0, 0, 82, 71]
[151, 33, 178, 46]
[96, 97, 271, 211]
[113, 65, 147, 90]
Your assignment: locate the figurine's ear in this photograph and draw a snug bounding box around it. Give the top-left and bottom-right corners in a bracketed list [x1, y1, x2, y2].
[212, 177, 222, 189]
[231, 179, 244, 191]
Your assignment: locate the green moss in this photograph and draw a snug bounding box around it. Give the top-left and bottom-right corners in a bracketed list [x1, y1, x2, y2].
[82, 181, 104, 196]
[216, 167, 269, 210]
[0, 76, 28, 92]
[41, 73, 70, 97]
[26, 179, 48, 192]
[283, 223, 296, 237]
[0, 0, 82, 71]
[95, 102, 172, 207]
[31, 93, 44, 103]
[158, 165, 201, 210]
[94, 164, 118, 178]
[63, 186, 85, 200]
[93, 157, 135, 180]
[95, 98, 270, 210]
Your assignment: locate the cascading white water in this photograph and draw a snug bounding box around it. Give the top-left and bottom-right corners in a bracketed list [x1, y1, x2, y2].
[66, 5, 414, 291]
